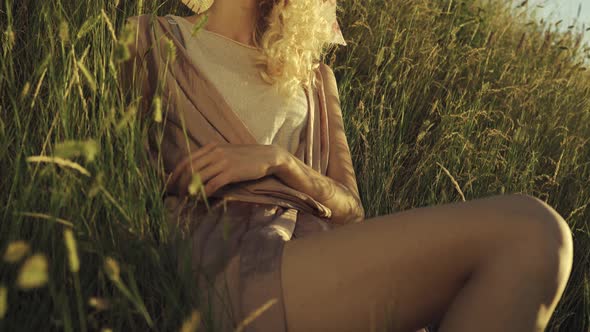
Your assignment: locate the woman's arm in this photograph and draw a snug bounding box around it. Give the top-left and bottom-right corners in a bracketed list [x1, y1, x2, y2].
[272, 150, 364, 225]
[270, 63, 365, 226]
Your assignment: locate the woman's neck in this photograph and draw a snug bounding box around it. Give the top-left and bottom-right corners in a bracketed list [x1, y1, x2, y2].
[186, 0, 259, 47]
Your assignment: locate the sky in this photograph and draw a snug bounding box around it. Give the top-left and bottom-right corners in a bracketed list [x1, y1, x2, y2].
[528, 0, 590, 46]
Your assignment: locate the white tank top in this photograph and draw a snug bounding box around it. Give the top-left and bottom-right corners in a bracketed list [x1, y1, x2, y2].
[172, 15, 309, 155]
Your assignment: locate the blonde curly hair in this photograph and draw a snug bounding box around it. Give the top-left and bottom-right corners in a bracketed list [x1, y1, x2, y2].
[254, 0, 337, 99]
[195, 0, 338, 100]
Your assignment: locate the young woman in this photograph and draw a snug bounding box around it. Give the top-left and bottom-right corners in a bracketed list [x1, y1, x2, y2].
[120, 0, 574, 331]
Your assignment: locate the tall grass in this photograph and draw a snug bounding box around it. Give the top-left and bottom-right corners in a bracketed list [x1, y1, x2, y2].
[1, 0, 588, 331]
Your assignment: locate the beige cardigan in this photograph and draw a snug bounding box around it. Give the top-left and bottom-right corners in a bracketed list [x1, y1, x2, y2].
[119, 14, 335, 229]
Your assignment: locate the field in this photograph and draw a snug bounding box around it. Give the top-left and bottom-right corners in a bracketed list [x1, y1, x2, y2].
[1, 0, 589, 331]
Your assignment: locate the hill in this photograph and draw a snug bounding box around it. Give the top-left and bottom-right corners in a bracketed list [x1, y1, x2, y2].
[1, 0, 588, 331]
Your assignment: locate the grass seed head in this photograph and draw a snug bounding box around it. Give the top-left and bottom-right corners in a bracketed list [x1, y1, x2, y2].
[0, 285, 7, 319]
[17, 254, 49, 290]
[104, 257, 120, 282]
[63, 229, 80, 273]
[3, 241, 30, 263]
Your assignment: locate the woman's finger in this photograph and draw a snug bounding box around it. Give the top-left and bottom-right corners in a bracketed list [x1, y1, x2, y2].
[185, 146, 218, 174]
[189, 142, 218, 165]
[177, 150, 226, 196]
[185, 142, 218, 169]
[204, 171, 231, 197]
[175, 167, 194, 196]
[196, 158, 227, 184]
[175, 150, 215, 195]
[168, 142, 219, 187]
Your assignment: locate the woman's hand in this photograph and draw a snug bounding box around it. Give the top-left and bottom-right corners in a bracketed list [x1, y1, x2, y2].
[170, 142, 288, 198]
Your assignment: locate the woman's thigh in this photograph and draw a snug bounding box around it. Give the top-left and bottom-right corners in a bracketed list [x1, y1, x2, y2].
[280, 193, 566, 332]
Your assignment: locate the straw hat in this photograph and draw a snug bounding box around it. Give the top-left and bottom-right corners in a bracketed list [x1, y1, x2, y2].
[182, 0, 214, 14]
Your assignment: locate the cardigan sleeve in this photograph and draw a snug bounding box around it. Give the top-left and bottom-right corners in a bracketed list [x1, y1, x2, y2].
[118, 15, 205, 198]
[118, 15, 174, 193]
[118, 15, 157, 117]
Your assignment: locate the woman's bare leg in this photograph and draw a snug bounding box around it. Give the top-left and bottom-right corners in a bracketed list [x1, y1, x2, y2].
[280, 193, 574, 332]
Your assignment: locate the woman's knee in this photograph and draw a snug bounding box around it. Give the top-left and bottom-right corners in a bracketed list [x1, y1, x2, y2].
[504, 193, 574, 278]
[510, 194, 573, 249]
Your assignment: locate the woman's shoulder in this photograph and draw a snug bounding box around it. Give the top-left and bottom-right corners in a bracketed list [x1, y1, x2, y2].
[125, 13, 178, 31]
[318, 62, 335, 80]
[124, 13, 161, 27]
[123, 14, 176, 48]
[317, 62, 339, 92]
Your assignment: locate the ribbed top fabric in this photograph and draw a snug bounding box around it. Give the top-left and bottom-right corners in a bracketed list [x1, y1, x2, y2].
[172, 15, 309, 155]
